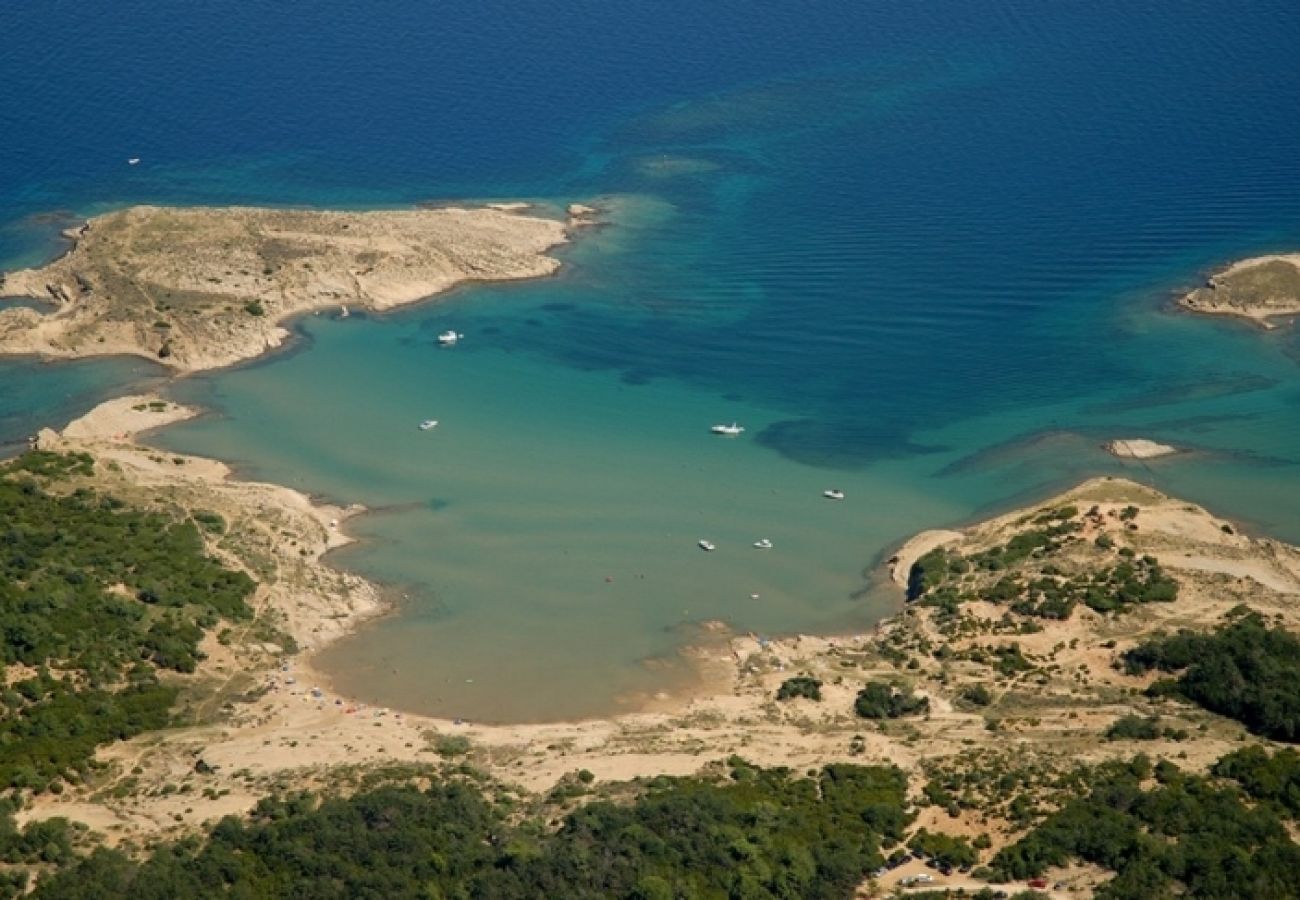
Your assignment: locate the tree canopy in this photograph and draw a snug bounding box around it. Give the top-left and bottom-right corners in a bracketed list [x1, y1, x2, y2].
[1124, 613, 1300, 742]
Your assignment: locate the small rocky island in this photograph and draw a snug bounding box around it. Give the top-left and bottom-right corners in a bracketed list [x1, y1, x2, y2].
[0, 204, 573, 371]
[1180, 253, 1300, 326]
[1104, 438, 1177, 459]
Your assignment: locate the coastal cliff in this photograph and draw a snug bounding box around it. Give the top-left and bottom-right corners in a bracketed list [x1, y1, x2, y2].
[0, 204, 571, 371]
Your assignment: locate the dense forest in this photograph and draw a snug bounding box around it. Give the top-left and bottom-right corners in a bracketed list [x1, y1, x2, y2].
[0, 452, 255, 791]
[1123, 612, 1300, 742]
[30, 760, 912, 899]
[20, 749, 1300, 899]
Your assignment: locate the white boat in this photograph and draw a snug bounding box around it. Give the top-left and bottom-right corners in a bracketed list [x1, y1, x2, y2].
[418, 419, 439, 431]
[127, 158, 140, 165]
[698, 539, 716, 552]
[339, 305, 350, 318]
[753, 538, 773, 550]
[710, 422, 745, 436]
[823, 489, 845, 501]
[438, 330, 462, 345]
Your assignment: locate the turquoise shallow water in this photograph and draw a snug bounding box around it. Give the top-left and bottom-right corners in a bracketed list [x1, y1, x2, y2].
[4, 0, 1300, 720]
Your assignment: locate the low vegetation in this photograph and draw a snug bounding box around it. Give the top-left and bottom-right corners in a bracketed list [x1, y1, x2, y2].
[907, 505, 1178, 620]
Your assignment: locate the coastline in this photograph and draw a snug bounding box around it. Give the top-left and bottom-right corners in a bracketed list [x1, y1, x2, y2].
[7, 202, 1300, 882]
[23, 398, 1300, 881]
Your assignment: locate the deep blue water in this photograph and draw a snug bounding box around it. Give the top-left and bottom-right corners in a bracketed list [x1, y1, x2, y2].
[4, 1, 1299, 457]
[3, 0, 1300, 719]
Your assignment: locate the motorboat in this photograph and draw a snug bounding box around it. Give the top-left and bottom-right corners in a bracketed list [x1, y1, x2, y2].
[127, 158, 140, 165]
[753, 538, 773, 550]
[823, 489, 845, 501]
[438, 330, 463, 345]
[698, 539, 716, 551]
[418, 419, 439, 431]
[710, 422, 745, 436]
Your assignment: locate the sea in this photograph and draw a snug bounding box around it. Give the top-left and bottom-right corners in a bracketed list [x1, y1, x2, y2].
[2, 0, 1299, 721]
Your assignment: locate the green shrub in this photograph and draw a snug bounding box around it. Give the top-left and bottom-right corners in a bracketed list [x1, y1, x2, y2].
[776, 676, 823, 702]
[1104, 715, 1161, 741]
[854, 682, 929, 719]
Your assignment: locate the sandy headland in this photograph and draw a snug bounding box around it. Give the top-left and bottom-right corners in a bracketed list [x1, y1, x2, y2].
[0, 203, 578, 371]
[21, 402, 1300, 897]
[1179, 252, 1300, 327]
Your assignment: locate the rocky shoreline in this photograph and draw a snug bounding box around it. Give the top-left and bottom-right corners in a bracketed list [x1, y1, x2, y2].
[0, 203, 583, 372]
[1179, 253, 1300, 327]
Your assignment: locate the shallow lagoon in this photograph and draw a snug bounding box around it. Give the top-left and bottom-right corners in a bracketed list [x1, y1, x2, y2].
[5, 0, 1300, 720]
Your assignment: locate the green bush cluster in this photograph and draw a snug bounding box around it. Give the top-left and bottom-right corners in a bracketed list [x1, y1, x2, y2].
[776, 675, 823, 702]
[953, 643, 1035, 677]
[1212, 745, 1300, 817]
[32, 762, 916, 899]
[991, 752, 1300, 898]
[920, 751, 1080, 825]
[1123, 613, 1300, 742]
[1103, 714, 1187, 743]
[907, 828, 978, 870]
[854, 682, 929, 719]
[906, 508, 1174, 621]
[6, 452, 94, 480]
[907, 548, 968, 602]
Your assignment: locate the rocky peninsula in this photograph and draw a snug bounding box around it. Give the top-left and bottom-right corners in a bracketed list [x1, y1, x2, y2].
[0, 204, 573, 371]
[1180, 253, 1300, 326]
